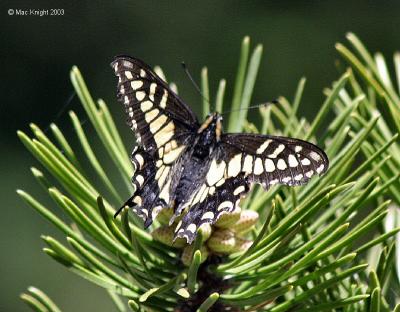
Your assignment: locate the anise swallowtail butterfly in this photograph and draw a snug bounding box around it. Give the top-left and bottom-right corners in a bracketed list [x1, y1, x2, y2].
[112, 56, 329, 244]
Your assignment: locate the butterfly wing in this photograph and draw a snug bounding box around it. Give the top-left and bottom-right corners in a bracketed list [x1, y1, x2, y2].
[174, 133, 328, 243]
[221, 133, 329, 187]
[112, 56, 200, 156]
[112, 56, 199, 226]
[122, 146, 162, 227]
[112, 56, 329, 243]
[174, 175, 249, 243]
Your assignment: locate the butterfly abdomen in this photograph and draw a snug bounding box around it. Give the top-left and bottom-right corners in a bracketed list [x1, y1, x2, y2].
[170, 144, 215, 220]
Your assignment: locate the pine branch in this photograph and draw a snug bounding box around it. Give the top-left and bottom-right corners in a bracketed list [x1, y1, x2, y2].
[18, 35, 400, 311]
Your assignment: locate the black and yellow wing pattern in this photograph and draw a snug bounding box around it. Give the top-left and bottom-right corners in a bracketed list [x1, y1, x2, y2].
[112, 56, 199, 227]
[173, 133, 328, 242]
[112, 56, 329, 244]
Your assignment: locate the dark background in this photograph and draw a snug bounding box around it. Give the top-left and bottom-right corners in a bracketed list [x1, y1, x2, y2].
[1, 1, 399, 311]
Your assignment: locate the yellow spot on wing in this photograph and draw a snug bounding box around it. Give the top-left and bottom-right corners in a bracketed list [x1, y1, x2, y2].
[209, 186, 216, 195]
[149, 83, 157, 101]
[200, 187, 209, 202]
[135, 175, 144, 186]
[206, 159, 226, 186]
[154, 122, 174, 147]
[134, 154, 144, 168]
[140, 100, 153, 112]
[301, 158, 311, 166]
[163, 145, 185, 164]
[216, 178, 225, 187]
[268, 144, 285, 158]
[187, 223, 197, 233]
[145, 109, 159, 123]
[277, 159, 287, 170]
[161, 120, 175, 133]
[159, 179, 171, 203]
[136, 91, 146, 101]
[160, 89, 168, 108]
[155, 166, 164, 180]
[233, 185, 245, 195]
[133, 196, 142, 205]
[125, 71, 133, 79]
[316, 164, 325, 173]
[150, 115, 168, 134]
[256, 139, 272, 154]
[131, 80, 143, 89]
[201, 212, 215, 220]
[288, 154, 299, 167]
[242, 155, 253, 174]
[253, 158, 264, 175]
[157, 166, 170, 188]
[217, 201, 233, 211]
[227, 153, 242, 177]
[309, 151, 321, 161]
[294, 174, 303, 181]
[192, 184, 207, 205]
[264, 159, 275, 172]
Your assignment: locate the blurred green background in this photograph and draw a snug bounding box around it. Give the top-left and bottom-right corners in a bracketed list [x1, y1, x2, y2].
[2, 1, 400, 311]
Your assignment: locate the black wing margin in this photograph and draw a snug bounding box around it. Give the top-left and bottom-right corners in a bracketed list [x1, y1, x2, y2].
[220, 133, 329, 188]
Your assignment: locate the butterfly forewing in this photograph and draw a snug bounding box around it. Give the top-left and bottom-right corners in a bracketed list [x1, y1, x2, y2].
[112, 56, 199, 156]
[221, 133, 329, 188]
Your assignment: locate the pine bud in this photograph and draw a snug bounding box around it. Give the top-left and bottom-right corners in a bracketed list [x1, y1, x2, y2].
[207, 229, 236, 254]
[181, 244, 209, 266]
[231, 210, 259, 234]
[231, 236, 253, 253]
[199, 223, 212, 242]
[156, 207, 174, 225]
[215, 207, 242, 228]
[151, 226, 186, 248]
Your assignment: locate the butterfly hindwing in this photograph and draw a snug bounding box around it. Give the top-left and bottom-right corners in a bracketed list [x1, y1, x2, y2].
[174, 175, 249, 243]
[125, 146, 166, 227]
[221, 133, 329, 188]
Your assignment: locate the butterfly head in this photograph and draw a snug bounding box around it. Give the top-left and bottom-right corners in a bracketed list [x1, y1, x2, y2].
[198, 112, 223, 142]
[193, 113, 223, 158]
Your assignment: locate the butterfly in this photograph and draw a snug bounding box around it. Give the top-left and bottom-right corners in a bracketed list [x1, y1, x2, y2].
[111, 56, 329, 244]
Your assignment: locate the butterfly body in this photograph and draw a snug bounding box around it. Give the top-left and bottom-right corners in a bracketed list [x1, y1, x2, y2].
[112, 56, 329, 243]
[168, 114, 224, 222]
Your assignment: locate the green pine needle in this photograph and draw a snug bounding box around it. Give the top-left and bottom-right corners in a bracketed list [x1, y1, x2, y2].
[17, 35, 400, 311]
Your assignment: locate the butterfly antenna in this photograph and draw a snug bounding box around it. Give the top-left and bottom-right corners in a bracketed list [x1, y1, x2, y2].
[221, 99, 279, 115]
[181, 62, 212, 109]
[44, 91, 76, 133]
